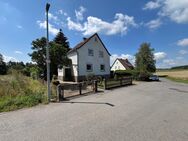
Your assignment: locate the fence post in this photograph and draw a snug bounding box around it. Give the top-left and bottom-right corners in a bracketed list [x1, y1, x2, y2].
[79, 83, 82, 95]
[120, 78, 122, 86]
[104, 78, 107, 90]
[57, 84, 62, 102]
[94, 80, 98, 93]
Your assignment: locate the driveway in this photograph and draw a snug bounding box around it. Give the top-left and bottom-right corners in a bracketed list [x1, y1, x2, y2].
[0, 78, 188, 141]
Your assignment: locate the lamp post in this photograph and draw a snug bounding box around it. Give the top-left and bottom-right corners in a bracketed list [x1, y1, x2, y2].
[46, 3, 51, 102]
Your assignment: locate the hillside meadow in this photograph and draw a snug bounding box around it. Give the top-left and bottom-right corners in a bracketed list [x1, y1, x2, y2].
[0, 71, 49, 112]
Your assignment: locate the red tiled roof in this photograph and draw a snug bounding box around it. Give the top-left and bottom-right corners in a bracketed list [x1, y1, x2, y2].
[117, 58, 134, 70]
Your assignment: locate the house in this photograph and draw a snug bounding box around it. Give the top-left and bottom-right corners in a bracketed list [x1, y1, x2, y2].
[58, 33, 111, 82]
[111, 58, 134, 71]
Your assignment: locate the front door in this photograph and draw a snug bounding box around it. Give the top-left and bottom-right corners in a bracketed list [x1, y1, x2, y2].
[64, 68, 72, 81]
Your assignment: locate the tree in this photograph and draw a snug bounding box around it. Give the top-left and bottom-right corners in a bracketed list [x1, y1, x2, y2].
[28, 37, 47, 79]
[29, 30, 71, 79]
[135, 43, 156, 79]
[7, 61, 25, 71]
[53, 29, 70, 51]
[0, 53, 7, 75]
[50, 29, 71, 76]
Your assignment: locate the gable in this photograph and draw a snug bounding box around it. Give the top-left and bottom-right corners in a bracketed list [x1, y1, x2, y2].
[111, 59, 126, 70]
[68, 33, 110, 56]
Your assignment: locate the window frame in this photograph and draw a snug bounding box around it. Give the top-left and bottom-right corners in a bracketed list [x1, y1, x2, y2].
[86, 64, 93, 72]
[100, 64, 105, 72]
[88, 49, 94, 56]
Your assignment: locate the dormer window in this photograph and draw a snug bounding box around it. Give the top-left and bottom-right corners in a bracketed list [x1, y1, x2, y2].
[88, 49, 94, 56]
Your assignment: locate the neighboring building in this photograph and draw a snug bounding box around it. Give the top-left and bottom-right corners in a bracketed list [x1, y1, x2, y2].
[58, 33, 111, 82]
[111, 58, 134, 71]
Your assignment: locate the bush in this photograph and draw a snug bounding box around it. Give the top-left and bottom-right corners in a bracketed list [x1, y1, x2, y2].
[86, 73, 95, 81]
[114, 70, 139, 80]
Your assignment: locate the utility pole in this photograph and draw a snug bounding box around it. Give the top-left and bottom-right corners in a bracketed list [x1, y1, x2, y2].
[46, 3, 51, 102]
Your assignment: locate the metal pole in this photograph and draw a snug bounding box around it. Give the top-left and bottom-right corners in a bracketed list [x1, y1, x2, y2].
[46, 3, 51, 102]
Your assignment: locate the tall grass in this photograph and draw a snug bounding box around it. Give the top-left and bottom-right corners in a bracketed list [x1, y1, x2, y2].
[0, 71, 47, 112]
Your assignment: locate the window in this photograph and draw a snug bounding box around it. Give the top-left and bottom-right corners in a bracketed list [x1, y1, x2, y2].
[99, 51, 104, 58]
[86, 64, 93, 71]
[95, 37, 98, 42]
[100, 64, 105, 71]
[88, 49, 94, 56]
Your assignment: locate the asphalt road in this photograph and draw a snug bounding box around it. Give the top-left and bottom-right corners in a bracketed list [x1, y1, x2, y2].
[0, 78, 188, 141]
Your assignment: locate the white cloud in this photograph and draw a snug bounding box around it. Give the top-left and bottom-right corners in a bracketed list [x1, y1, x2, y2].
[14, 51, 23, 54]
[144, 0, 188, 24]
[163, 59, 176, 66]
[2, 54, 18, 62]
[177, 38, 188, 47]
[67, 13, 137, 36]
[37, 20, 59, 35]
[143, 1, 161, 10]
[67, 17, 84, 32]
[154, 52, 167, 60]
[110, 54, 135, 65]
[157, 58, 187, 68]
[179, 50, 188, 55]
[75, 6, 86, 21]
[16, 25, 23, 29]
[58, 10, 68, 16]
[159, 0, 188, 23]
[145, 18, 162, 29]
[48, 12, 58, 21]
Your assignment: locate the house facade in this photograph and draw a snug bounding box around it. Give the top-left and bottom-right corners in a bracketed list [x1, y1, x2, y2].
[58, 33, 111, 82]
[111, 58, 134, 71]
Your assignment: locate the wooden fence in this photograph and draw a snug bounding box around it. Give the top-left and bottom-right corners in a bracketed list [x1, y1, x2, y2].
[103, 77, 132, 90]
[56, 80, 97, 101]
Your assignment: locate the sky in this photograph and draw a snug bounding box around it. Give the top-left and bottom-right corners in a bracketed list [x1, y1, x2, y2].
[0, 0, 188, 68]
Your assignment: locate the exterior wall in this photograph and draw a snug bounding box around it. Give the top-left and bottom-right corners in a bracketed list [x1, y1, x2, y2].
[77, 35, 110, 77]
[75, 74, 110, 82]
[67, 52, 78, 77]
[111, 60, 126, 71]
[58, 68, 64, 80]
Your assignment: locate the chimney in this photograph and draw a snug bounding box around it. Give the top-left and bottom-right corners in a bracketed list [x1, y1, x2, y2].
[83, 37, 87, 41]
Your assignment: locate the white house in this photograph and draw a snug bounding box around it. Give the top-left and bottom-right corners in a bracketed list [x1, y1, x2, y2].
[111, 58, 134, 71]
[58, 33, 111, 82]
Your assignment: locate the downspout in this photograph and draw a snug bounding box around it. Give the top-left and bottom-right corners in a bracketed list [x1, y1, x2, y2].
[76, 49, 79, 80]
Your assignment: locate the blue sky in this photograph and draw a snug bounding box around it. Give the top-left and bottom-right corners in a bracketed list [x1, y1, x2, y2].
[0, 0, 188, 68]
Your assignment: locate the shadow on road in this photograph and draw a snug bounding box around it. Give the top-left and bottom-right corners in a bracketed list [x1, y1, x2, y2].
[61, 101, 115, 107]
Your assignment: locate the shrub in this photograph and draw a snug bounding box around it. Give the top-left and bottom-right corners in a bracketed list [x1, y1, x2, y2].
[86, 73, 95, 81]
[114, 70, 139, 80]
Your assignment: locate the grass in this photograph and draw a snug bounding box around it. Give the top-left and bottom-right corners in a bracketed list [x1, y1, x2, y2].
[156, 69, 188, 84]
[166, 77, 188, 84]
[0, 71, 48, 112]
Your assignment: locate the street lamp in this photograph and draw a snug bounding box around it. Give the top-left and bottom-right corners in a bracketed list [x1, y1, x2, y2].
[46, 3, 51, 102]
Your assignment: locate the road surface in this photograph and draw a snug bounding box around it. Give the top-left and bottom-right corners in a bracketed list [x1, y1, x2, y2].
[0, 78, 188, 141]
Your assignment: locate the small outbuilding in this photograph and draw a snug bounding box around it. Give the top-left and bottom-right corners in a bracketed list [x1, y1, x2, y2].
[111, 58, 134, 71]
